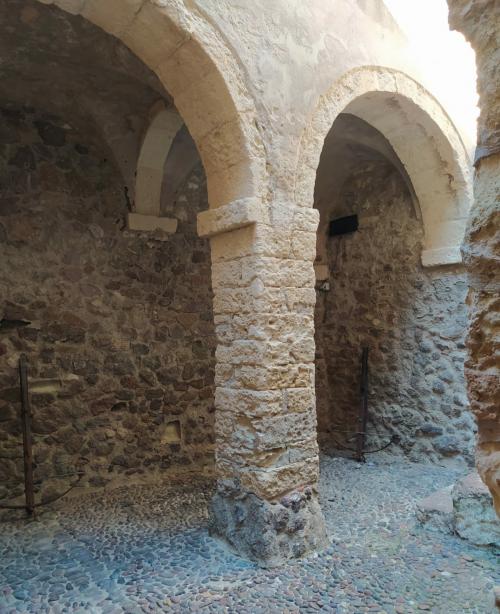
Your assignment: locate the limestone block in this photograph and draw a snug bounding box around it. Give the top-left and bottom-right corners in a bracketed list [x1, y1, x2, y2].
[421, 246, 463, 267]
[213, 286, 292, 316]
[240, 258, 314, 289]
[121, 1, 187, 70]
[216, 440, 319, 475]
[211, 260, 243, 288]
[210, 225, 257, 262]
[203, 133, 262, 194]
[134, 168, 166, 216]
[282, 287, 317, 311]
[291, 231, 318, 261]
[212, 224, 295, 261]
[239, 458, 320, 500]
[285, 387, 315, 413]
[156, 37, 216, 99]
[197, 198, 268, 238]
[292, 207, 320, 232]
[176, 85, 241, 145]
[215, 340, 268, 365]
[216, 336, 315, 367]
[206, 157, 263, 210]
[452, 472, 500, 547]
[214, 313, 314, 345]
[82, 0, 144, 36]
[215, 387, 283, 418]
[268, 202, 319, 231]
[54, 0, 85, 15]
[127, 213, 177, 233]
[233, 363, 315, 391]
[215, 408, 317, 453]
[135, 104, 183, 216]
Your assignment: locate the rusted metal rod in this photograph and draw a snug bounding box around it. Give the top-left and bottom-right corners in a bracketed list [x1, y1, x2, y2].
[19, 354, 35, 517]
[356, 346, 369, 463]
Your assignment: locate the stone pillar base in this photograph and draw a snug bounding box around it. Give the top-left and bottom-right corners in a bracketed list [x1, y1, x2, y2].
[210, 479, 327, 567]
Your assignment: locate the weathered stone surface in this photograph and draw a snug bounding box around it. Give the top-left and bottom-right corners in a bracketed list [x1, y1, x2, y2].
[0, 102, 215, 503]
[416, 485, 454, 533]
[448, 0, 500, 515]
[127, 213, 178, 234]
[452, 472, 500, 547]
[315, 117, 473, 463]
[418, 471, 500, 547]
[0, 0, 484, 568]
[210, 479, 327, 567]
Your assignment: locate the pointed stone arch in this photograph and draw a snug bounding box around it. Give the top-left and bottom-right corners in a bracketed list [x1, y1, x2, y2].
[295, 66, 473, 266]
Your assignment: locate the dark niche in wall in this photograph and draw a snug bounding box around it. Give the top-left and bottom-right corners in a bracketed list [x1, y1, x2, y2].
[329, 214, 359, 237]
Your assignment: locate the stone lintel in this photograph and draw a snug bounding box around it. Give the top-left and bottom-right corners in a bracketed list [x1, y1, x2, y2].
[127, 212, 178, 234]
[197, 198, 269, 238]
[421, 245, 463, 267]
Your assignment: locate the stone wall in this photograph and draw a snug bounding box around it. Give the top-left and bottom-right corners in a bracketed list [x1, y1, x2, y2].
[448, 0, 500, 514]
[315, 153, 475, 464]
[0, 103, 215, 509]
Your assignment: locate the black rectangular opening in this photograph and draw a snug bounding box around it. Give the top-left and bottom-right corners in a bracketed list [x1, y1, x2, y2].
[329, 214, 358, 237]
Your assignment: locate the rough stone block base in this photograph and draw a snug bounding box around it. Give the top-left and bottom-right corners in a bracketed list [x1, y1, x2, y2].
[452, 472, 500, 547]
[209, 480, 327, 567]
[417, 471, 500, 548]
[416, 485, 454, 533]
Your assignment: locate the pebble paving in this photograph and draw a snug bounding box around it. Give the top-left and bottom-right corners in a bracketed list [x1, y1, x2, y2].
[0, 455, 498, 613]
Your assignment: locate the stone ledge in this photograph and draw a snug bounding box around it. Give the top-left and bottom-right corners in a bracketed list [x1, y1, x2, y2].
[197, 198, 269, 238]
[421, 245, 463, 267]
[127, 212, 178, 234]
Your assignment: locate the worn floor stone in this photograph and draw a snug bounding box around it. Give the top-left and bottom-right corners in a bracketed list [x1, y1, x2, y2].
[1, 455, 498, 613]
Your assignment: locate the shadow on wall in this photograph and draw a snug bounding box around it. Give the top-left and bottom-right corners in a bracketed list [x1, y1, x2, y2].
[0, 106, 215, 510]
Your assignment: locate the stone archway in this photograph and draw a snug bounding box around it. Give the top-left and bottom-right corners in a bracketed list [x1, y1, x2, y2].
[313, 112, 474, 464]
[295, 66, 473, 267]
[36, 0, 266, 215]
[33, 0, 327, 566]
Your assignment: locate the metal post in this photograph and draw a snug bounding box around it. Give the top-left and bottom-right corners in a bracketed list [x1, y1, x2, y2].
[19, 354, 35, 517]
[356, 347, 369, 463]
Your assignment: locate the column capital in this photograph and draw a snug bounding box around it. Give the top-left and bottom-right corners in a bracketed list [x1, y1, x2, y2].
[197, 197, 269, 237]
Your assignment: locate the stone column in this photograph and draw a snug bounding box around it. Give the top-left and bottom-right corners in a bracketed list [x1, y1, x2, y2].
[448, 0, 500, 515]
[198, 199, 327, 566]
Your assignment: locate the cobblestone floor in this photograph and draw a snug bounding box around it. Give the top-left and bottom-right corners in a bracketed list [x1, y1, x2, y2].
[1, 455, 498, 613]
